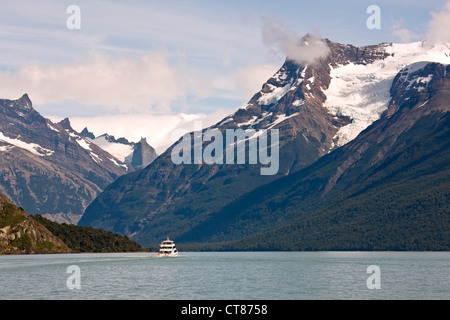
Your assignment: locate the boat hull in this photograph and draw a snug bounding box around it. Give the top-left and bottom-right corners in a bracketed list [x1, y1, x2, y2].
[157, 252, 178, 257]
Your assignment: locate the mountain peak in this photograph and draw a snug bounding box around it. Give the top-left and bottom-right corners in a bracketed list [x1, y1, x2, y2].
[57, 117, 72, 131]
[131, 137, 157, 170]
[95, 133, 132, 145]
[0, 94, 33, 112]
[387, 62, 450, 117]
[17, 93, 32, 108]
[80, 127, 95, 139]
[0, 94, 45, 127]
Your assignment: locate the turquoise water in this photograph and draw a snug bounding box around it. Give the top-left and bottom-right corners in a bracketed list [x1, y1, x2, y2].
[0, 251, 448, 300]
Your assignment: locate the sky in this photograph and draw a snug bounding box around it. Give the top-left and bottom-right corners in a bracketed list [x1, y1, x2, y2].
[0, 0, 449, 152]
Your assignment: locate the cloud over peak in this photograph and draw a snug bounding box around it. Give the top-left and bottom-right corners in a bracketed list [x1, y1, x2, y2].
[261, 16, 330, 66]
[426, 0, 450, 45]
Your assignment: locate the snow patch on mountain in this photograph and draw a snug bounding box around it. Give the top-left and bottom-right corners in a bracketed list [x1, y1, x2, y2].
[90, 135, 134, 163]
[258, 81, 294, 106]
[292, 99, 304, 107]
[266, 112, 299, 130]
[0, 131, 54, 156]
[47, 122, 60, 132]
[236, 112, 274, 128]
[395, 61, 436, 96]
[0, 145, 13, 152]
[108, 156, 127, 169]
[64, 129, 118, 166]
[237, 116, 258, 127]
[217, 117, 234, 126]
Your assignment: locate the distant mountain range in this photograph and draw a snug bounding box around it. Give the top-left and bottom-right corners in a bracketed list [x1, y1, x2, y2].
[80, 128, 157, 171]
[79, 38, 450, 250]
[0, 94, 157, 224]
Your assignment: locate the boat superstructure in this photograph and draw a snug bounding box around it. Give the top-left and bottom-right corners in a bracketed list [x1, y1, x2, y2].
[158, 238, 178, 257]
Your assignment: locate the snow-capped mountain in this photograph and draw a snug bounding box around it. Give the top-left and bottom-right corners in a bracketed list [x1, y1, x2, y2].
[90, 133, 135, 163]
[79, 38, 450, 248]
[54, 118, 132, 172]
[323, 41, 450, 147]
[183, 61, 450, 250]
[216, 39, 450, 150]
[0, 95, 133, 223]
[80, 130, 158, 170]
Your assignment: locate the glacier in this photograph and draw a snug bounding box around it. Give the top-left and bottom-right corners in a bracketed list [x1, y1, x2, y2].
[323, 41, 450, 148]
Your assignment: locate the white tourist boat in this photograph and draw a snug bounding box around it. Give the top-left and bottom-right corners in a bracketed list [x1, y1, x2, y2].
[158, 237, 179, 257]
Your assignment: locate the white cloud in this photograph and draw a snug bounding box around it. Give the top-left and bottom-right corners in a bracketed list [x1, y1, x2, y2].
[261, 16, 330, 65]
[391, 18, 418, 43]
[0, 50, 190, 113]
[199, 62, 279, 102]
[0, 0, 268, 115]
[234, 64, 280, 98]
[61, 109, 231, 154]
[426, 0, 450, 44]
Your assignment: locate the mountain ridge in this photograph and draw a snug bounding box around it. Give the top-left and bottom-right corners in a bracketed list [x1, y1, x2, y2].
[0, 192, 148, 254]
[177, 62, 450, 250]
[80, 130, 158, 170]
[0, 95, 141, 224]
[0, 193, 71, 254]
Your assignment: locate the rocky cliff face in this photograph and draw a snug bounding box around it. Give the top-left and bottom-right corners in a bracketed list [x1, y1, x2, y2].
[0, 194, 71, 254]
[131, 137, 158, 170]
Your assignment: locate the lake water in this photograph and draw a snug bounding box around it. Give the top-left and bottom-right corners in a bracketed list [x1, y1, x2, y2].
[0, 251, 448, 300]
